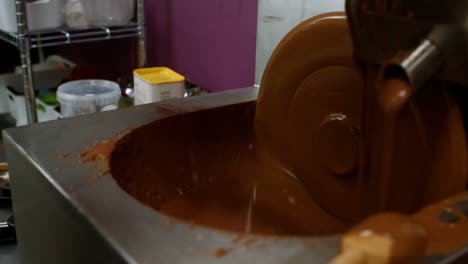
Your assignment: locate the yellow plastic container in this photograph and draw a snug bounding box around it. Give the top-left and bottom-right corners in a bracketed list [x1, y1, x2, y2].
[133, 67, 185, 105]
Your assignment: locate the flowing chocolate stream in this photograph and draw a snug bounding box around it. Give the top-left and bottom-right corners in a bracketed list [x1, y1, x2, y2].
[375, 78, 413, 209]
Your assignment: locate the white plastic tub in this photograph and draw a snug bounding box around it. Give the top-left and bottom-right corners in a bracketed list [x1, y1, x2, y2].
[0, 0, 65, 32]
[81, 0, 135, 26]
[57, 80, 121, 117]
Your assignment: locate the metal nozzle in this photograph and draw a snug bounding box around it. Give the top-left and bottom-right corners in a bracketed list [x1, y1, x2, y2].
[384, 39, 443, 91]
[347, 0, 468, 85]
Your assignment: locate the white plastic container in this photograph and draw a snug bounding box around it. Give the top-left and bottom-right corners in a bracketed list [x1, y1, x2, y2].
[0, 84, 9, 114]
[5, 87, 26, 125]
[0, 0, 17, 32]
[0, 0, 65, 32]
[134, 67, 186, 105]
[57, 80, 121, 117]
[81, 0, 135, 26]
[5, 87, 61, 126]
[64, 0, 88, 28]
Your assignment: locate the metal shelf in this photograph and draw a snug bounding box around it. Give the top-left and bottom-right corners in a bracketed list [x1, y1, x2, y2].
[0, 30, 17, 47]
[0, 0, 146, 124]
[0, 23, 141, 49]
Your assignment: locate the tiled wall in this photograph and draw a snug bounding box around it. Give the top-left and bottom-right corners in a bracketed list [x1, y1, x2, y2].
[255, 0, 345, 83]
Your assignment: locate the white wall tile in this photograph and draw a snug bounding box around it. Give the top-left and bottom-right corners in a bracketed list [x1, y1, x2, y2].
[255, 0, 345, 83]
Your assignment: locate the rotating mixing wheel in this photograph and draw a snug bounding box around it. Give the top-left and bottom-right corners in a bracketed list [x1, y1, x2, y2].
[255, 12, 468, 222]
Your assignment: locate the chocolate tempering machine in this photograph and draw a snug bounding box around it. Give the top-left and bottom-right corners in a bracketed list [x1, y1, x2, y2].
[5, 1, 468, 263]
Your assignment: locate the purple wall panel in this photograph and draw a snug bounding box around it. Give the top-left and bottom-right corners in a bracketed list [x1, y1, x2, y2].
[146, 0, 257, 92]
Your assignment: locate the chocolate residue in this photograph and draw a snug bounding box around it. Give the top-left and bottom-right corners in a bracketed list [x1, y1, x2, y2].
[154, 105, 184, 116]
[232, 234, 246, 244]
[211, 248, 230, 258]
[80, 130, 133, 179]
[154, 104, 206, 116]
[58, 153, 69, 159]
[242, 238, 260, 249]
[231, 235, 259, 248]
[210, 237, 260, 258]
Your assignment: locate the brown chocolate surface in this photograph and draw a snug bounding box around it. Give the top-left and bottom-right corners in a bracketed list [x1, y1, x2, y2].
[256, 12, 467, 220]
[365, 71, 468, 215]
[371, 79, 408, 211]
[378, 78, 412, 114]
[255, 13, 367, 222]
[110, 102, 346, 236]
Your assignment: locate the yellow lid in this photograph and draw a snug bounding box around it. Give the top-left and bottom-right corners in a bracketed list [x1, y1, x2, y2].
[134, 67, 185, 85]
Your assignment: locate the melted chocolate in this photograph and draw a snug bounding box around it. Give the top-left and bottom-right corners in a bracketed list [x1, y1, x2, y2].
[365, 70, 468, 214]
[110, 102, 346, 236]
[255, 13, 368, 222]
[371, 78, 413, 211]
[76, 12, 468, 259]
[378, 78, 413, 114]
[255, 12, 467, 220]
